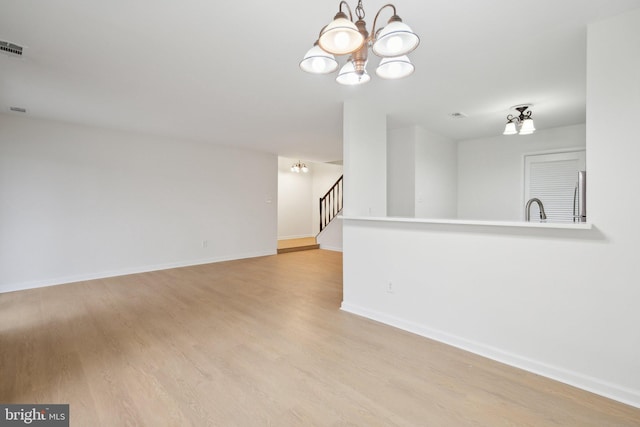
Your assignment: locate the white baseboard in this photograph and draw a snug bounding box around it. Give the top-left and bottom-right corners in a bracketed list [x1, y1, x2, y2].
[0, 250, 276, 294]
[340, 302, 640, 409]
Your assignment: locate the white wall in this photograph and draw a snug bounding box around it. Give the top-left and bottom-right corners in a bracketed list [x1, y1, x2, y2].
[342, 8, 640, 408]
[387, 126, 416, 217]
[387, 125, 457, 218]
[277, 157, 342, 239]
[317, 216, 343, 252]
[458, 124, 586, 221]
[414, 126, 457, 219]
[277, 157, 313, 239]
[0, 114, 278, 292]
[343, 100, 387, 217]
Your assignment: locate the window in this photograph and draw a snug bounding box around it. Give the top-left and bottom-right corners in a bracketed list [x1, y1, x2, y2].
[524, 150, 586, 222]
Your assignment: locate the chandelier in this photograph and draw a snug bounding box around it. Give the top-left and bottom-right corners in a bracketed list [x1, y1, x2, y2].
[503, 105, 536, 135]
[291, 161, 309, 173]
[300, 0, 420, 85]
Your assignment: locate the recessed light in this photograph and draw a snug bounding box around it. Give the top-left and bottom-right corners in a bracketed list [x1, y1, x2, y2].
[449, 112, 467, 119]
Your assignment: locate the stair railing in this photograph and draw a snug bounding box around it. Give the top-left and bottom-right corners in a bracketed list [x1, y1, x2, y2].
[319, 175, 343, 232]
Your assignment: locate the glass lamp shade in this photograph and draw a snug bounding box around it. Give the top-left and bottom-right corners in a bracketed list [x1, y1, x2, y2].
[301, 165, 309, 173]
[318, 14, 365, 55]
[291, 165, 300, 173]
[519, 118, 536, 135]
[503, 121, 518, 135]
[375, 55, 414, 79]
[336, 61, 371, 85]
[300, 45, 338, 74]
[372, 20, 420, 57]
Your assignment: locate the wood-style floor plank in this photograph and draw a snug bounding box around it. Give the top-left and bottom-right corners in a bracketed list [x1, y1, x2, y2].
[1, 249, 639, 426]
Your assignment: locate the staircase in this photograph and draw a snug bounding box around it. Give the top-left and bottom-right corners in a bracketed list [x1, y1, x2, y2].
[277, 237, 320, 254]
[277, 174, 343, 254]
[320, 175, 343, 231]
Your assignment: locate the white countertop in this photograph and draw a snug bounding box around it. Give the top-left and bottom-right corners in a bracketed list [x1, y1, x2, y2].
[342, 216, 593, 230]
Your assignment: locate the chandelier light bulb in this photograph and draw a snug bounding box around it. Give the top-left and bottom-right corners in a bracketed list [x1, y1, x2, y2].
[372, 18, 420, 57]
[336, 60, 371, 85]
[388, 63, 401, 75]
[503, 121, 518, 135]
[300, 44, 338, 74]
[519, 118, 536, 135]
[386, 36, 403, 54]
[312, 58, 325, 72]
[318, 13, 365, 55]
[376, 55, 414, 79]
[334, 32, 350, 50]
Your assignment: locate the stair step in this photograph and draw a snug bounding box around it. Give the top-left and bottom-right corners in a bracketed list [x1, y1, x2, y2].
[277, 244, 320, 254]
[277, 237, 319, 254]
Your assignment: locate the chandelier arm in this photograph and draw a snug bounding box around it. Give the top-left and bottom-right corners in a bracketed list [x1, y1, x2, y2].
[338, 0, 355, 21]
[317, 25, 328, 40]
[507, 106, 533, 123]
[371, 4, 398, 40]
[506, 111, 533, 123]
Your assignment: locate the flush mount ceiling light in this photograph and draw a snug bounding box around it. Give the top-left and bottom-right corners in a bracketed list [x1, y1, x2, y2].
[291, 161, 309, 173]
[503, 105, 536, 135]
[300, 0, 419, 85]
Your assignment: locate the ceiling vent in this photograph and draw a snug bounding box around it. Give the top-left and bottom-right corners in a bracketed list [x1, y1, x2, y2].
[0, 41, 23, 57]
[9, 107, 27, 113]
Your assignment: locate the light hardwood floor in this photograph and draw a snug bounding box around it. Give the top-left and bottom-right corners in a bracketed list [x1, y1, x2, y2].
[1, 249, 639, 426]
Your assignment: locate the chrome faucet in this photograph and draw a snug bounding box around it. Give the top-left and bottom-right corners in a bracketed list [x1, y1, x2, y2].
[525, 198, 547, 221]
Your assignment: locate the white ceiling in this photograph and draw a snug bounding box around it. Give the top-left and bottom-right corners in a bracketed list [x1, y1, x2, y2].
[2, 0, 640, 162]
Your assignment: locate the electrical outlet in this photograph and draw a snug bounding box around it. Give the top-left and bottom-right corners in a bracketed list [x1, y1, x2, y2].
[202, 240, 208, 248]
[386, 282, 394, 294]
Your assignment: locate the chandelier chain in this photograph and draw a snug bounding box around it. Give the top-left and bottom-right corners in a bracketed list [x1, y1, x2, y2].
[355, 0, 365, 20]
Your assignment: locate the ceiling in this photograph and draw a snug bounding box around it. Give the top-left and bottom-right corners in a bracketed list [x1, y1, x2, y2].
[1, 0, 640, 163]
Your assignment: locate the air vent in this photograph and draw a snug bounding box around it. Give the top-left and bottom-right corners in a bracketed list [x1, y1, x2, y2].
[9, 107, 27, 113]
[449, 112, 467, 119]
[0, 41, 23, 57]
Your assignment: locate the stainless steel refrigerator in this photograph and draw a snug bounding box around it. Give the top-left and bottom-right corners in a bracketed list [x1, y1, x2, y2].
[574, 171, 587, 222]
